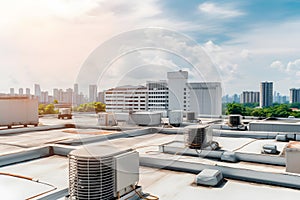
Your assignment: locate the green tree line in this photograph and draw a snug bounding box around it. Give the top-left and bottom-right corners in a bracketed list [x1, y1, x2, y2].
[225, 103, 300, 118]
[73, 102, 106, 113]
[38, 101, 106, 115]
[38, 104, 58, 115]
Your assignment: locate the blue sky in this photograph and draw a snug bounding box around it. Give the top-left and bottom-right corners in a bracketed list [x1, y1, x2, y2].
[0, 0, 300, 96]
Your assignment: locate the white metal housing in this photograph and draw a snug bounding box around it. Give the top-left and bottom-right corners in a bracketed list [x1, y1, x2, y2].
[0, 96, 38, 127]
[69, 146, 139, 199]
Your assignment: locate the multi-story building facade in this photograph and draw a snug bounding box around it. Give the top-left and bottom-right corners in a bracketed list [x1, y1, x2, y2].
[89, 84, 97, 102]
[147, 81, 168, 111]
[260, 81, 273, 107]
[290, 88, 300, 103]
[167, 70, 188, 111]
[103, 70, 222, 116]
[240, 91, 260, 104]
[104, 85, 147, 112]
[188, 82, 222, 116]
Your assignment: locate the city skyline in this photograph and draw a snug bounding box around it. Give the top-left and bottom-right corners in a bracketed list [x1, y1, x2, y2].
[1, 1, 300, 95]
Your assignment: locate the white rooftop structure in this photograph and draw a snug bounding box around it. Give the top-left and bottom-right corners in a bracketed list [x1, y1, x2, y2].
[1, 114, 300, 199]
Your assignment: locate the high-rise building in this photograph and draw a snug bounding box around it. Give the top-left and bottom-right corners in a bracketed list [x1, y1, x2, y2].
[98, 92, 105, 103]
[167, 70, 188, 111]
[104, 85, 147, 112]
[240, 91, 260, 104]
[290, 88, 300, 103]
[260, 81, 273, 107]
[74, 83, 79, 95]
[34, 84, 41, 97]
[89, 84, 97, 102]
[40, 91, 49, 104]
[53, 89, 59, 101]
[147, 81, 168, 111]
[188, 82, 222, 116]
[233, 94, 240, 103]
[64, 88, 73, 104]
[73, 83, 79, 105]
[18, 88, 24, 95]
[26, 88, 30, 95]
[10, 88, 14, 95]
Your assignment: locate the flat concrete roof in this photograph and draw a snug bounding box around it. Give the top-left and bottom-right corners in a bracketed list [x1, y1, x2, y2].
[1, 115, 300, 199]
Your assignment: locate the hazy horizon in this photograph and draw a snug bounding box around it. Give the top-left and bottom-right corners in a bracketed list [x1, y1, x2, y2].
[1, 0, 300, 96]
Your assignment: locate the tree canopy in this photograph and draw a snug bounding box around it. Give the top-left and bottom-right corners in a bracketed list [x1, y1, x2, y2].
[73, 102, 106, 113]
[225, 103, 300, 118]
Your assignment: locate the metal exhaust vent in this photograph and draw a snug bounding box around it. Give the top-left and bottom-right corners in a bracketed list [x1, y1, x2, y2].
[68, 146, 132, 200]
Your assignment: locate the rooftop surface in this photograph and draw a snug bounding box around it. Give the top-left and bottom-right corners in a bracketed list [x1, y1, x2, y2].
[1, 114, 300, 199]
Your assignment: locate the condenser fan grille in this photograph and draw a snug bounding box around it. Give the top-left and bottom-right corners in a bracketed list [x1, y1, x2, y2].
[69, 155, 115, 200]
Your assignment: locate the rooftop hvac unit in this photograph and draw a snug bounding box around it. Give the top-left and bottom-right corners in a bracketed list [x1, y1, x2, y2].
[169, 110, 183, 127]
[228, 115, 243, 127]
[97, 112, 118, 126]
[68, 146, 139, 200]
[186, 112, 195, 121]
[184, 125, 212, 149]
[130, 112, 161, 126]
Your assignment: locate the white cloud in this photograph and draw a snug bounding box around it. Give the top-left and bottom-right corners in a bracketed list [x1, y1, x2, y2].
[240, 49, 251, 59]
[202, 40, 241, 84]
[287, 59, 300, 72]
[270, 59, 300, 74]
[198, 2, 244, 18]
[270, 60, 285, 71]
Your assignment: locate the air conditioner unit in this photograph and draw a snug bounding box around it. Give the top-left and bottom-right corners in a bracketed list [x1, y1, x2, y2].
[68, 145, 139, 200]
[228, 115, 243, 127]
[184, 125, 212, 149]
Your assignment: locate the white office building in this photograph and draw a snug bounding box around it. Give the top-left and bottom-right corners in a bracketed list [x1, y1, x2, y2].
[188, 82, 222, 116]
[147, 81, 168, 111]
[104, 85, 147, 112]
[167, 70, 188, 111]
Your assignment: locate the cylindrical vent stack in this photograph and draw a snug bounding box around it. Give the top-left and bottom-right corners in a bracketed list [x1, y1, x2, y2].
[69, 147, 116, 200]
[184, 125, 209, 149]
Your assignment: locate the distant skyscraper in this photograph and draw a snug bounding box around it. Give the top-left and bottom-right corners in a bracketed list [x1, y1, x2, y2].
[74, 83, 79, 95]
[89, 84, 97, 102]
[53, 88, 59, 101]
[65, 88, 73, 104]
[10, 88, 14, 95]
[40, 91, 49, 103]
[290, 88, 300, 103]
[241, 91, 260, 104]
[26, 88, 30, 95]
[98, 91, 105, 103]
[34, 84, 41, 97]
[73, 83, 79, 105]
[260, 81, 273, 107]
[19, 88, 23, 95]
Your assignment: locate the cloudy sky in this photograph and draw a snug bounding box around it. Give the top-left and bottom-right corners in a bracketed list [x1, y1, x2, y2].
[0, 0, 300, 96]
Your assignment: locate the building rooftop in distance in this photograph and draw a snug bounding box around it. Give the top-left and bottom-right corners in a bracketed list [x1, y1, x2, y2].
[1, 114, 300, 199]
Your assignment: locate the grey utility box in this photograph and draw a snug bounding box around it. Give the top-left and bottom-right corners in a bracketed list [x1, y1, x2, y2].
[195, 169, 223, 186]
